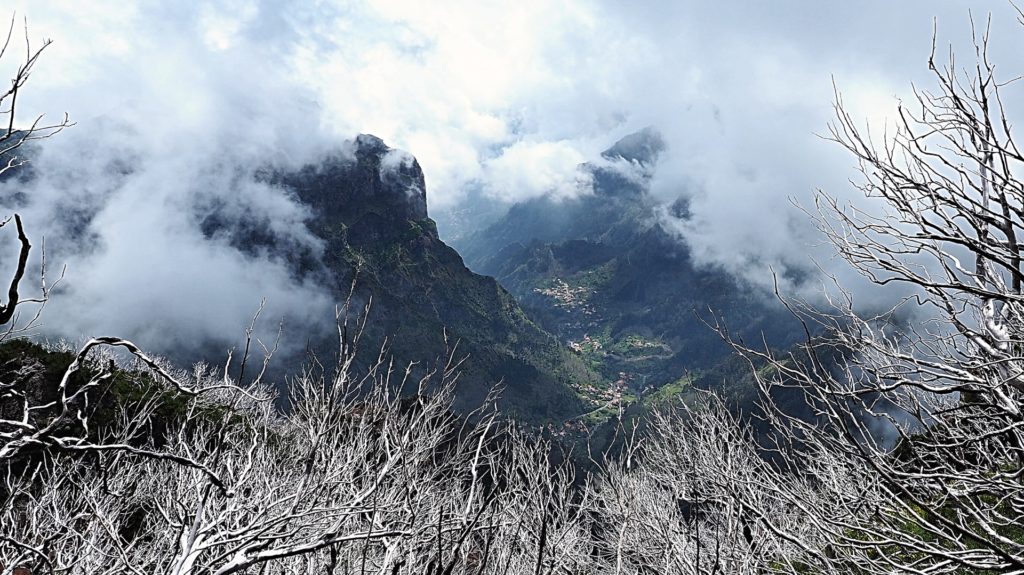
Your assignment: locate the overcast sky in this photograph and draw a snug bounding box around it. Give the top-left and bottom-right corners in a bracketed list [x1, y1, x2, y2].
[1, 1, 1021, 354]
[10, 2, 1016, 207]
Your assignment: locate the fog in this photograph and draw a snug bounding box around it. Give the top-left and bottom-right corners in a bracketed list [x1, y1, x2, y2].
[1, 0, 1021, 357]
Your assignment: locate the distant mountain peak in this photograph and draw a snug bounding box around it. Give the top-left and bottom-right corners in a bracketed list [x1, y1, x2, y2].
[277, 134, 428, 234]
[353, 133, 389, 156]
[275, 133, 598, 420]
[601, 127, 665, 166]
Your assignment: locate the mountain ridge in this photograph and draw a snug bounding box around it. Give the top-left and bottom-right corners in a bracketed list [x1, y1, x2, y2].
[452, 129, 799, 413]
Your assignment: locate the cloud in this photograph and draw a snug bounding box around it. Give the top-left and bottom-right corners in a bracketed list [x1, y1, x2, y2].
[0, 0, 1020, 358]
[482, 141, 592, 203]
[0, 114, 336, 361]
[0, 2, 344, 361]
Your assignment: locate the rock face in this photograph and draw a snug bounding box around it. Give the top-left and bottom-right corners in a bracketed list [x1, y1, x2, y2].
[600, 126, 665, 165]
[281, 134, 428, 233]
[268, 135, 599, 421]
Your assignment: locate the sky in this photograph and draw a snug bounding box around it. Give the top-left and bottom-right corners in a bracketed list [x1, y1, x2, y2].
[0, 0, 1021, 357]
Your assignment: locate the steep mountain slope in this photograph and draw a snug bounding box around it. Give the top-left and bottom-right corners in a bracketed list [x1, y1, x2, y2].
[260, 135, 599, 420]
[453, 129, 798, 419]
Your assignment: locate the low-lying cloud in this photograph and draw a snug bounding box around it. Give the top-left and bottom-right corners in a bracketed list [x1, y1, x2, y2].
[1, 0, 1021, 361]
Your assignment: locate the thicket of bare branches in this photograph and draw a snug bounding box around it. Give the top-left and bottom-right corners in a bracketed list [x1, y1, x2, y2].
[0, 309, 595, 574]
[0, 327, 814, 575]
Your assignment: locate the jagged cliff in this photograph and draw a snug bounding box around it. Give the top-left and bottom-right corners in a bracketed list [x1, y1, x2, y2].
[265, 135, 599, 420]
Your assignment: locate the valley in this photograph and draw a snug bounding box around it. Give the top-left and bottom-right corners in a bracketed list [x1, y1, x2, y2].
[451, 129, 801, 429]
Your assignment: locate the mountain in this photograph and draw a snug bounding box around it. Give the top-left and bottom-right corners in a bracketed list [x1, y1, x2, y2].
[252, 135, 600, 421]
[452, 129, 799, 422]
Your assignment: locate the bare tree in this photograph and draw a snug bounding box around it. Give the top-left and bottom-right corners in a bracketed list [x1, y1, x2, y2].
[712, 15, 1024, 574]
[0, 15, 72, 177]
[586, 392, 826, 575]
[0, 14, 72, 342]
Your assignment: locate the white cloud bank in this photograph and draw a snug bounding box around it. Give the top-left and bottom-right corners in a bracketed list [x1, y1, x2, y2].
[0, 0, 1021, 352]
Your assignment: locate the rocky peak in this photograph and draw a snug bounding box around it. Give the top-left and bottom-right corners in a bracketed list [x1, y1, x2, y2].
[600, 127, 665, 166]
[353, 133, 390, 156]
[277, 134, 429, 235]
[348, 133, 428, 222]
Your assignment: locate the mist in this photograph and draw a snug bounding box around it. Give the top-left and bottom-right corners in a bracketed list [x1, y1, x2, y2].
[1, 1, 1021, 363]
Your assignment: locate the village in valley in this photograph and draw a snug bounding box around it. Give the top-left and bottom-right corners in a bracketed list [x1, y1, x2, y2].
[534, 275, 682, 438]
